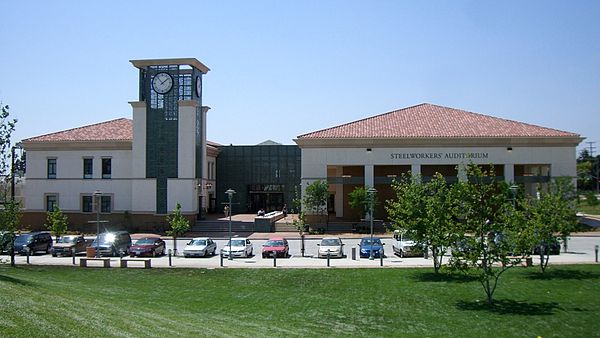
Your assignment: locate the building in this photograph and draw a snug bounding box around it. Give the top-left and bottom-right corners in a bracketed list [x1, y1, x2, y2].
[21, 58, 216, 232]
[295, 103, 583, 221]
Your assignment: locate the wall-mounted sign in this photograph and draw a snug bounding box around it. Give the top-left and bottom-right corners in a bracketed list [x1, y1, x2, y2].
[390, 152, 489, 160]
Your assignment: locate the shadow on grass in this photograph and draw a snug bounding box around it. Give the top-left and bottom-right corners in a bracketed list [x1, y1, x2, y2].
[456, 299, 560, 315]
[0, 274, 36, 286]
[413, 271, 478, 283]
[526, 269, 600, 281]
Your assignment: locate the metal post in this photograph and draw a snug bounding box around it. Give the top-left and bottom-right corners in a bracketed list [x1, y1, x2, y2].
[220, 252, 224, 267]
[595, 245, 598, 263]
[168, 249, 172, 267]
[225, 189, 236, 261]
[367, 187, 377, 260]
[380, 252, 384, 267]
[72, 249, 76, 265]
[93, 191, 102, 258]
[352, 247, 356, 260]
[301, 234, 305, 257]
[26, 247, 31, 264]
[273, 251, 277, 267]
[327, 249, 330, 267]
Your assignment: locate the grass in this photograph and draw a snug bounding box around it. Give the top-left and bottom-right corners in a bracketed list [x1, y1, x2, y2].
[1, 265, 599, 337]
[577, 202, 600, 216]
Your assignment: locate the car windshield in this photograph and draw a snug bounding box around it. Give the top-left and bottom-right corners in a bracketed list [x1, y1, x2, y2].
[321, 239, 341, 246]
[57, 237, 76, 244]
[265, 240, 284, 246]
[14, 235, 32, 244]
[135, 238, 156, 245]
[95, 233, 116, 245]
[402, 234, 415, 242]
[190, 239, 207, 246]
[228, 239, 246, 247]
[362, 239, 381, 246]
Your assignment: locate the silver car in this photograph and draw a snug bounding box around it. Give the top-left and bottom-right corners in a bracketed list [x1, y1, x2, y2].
[183, 237, 217, 258]
[221, 238, 253, 258]
[318, 237, 344, 258]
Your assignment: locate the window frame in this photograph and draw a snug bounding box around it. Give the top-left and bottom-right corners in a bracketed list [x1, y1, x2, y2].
[83, 158, 93, 179]
[101, 158, 112, 179]
[47, 158, 57, 179]
[45, 194, 58, 212]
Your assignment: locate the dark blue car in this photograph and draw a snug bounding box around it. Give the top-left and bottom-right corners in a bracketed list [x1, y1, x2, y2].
[359, 237, 384, 258]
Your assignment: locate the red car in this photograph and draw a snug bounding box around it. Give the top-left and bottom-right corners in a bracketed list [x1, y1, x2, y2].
[262, 237, 289, 258]
[129, 237, 165, 257]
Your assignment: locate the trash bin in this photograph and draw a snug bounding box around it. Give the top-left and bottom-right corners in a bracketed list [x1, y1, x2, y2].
[86, 247, 96, 258]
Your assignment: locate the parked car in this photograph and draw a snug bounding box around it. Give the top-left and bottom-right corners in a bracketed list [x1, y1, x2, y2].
[13, 232, 53, 255]
[392, 230, 424, 258]
[317, 237, 344, 258]
[92, 231, 131, 256]
[262, 237, 289, 258]
[359, 237, 384, 258]
[51, 235, 87, 257]
[533, 237, 561, 255]
[129, 236, 166, 257]
[221, 237, 253, 258]
[183, 237, 217, 258]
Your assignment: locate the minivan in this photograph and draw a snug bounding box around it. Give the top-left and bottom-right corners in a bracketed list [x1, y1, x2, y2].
[13, 232, 53, 255]
[92, 231, 131, 256]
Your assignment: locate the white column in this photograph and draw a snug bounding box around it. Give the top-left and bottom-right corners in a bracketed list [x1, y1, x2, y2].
[504, 164, 515, 184]
[364, 165, 374, 188]
[411, 164, 421, 177]
[335, 166, 344, 218]
[457, 163, 467, 182]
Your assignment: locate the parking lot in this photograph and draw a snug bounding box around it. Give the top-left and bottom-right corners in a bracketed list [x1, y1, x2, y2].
[2, 234, 599, 269]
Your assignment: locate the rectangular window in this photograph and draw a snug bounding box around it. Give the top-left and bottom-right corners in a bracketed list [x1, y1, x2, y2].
[46, 195, 58, 212]
[47, 158, 57, 179]
[101, 195, 112, 213]
[82, 195, 93, 212]
[83, 158, 93, 179]
[102, 158, 111, 179]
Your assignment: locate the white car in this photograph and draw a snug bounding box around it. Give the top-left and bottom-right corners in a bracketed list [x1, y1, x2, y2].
[183, 237, 217, 258]
[221, 237, 253, 258]
[317, 237, 344, 258]
[392, 230, 424, 258]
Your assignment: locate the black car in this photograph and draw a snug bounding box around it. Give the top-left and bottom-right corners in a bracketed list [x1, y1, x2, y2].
[533, 237, 561, 255]
[0, 231, 15, 254]
[91, 231, 131, 256]
[13, 232, 53, 255]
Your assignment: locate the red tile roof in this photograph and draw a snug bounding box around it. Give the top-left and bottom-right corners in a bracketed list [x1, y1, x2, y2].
[298, 103, 579, 139]
[23, 118, 133, 142]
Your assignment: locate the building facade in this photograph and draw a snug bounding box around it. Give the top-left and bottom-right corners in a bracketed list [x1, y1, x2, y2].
[295, 103, 583, 221]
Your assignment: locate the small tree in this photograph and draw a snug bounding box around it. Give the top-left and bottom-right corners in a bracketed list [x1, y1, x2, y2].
[0, 200, 22, 266]
[387, 173, 458, 273]
[449, 164, 527, 305]
[0, 103, 18, 266]
[303, 180, 329, 229]
[166, 203, 190, 255]
[348, 186, 379, 219]
[46, 206, 68, 243]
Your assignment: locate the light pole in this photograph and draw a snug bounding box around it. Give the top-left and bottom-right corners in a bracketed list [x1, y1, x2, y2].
[367, 187, 377, 260]
[225, 188, 236, 260]
[93, 190, 102, 258]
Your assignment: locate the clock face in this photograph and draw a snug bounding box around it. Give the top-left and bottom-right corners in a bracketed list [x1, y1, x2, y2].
[195, 76, 202, 97]
[152, 72, 173, 94]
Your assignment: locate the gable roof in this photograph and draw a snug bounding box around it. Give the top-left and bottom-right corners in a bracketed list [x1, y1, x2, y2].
[297, 103, 579, 140]
[23, 118, 133, 143]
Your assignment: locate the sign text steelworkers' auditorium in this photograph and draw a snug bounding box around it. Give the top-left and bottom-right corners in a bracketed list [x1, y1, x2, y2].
[390, 152, 489, 160]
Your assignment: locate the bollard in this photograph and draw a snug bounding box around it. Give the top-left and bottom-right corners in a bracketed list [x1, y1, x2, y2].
[26, 247, 31, 264]
[220, 253, 224, 267]
[595, 245, 599, 263]
[168, 249, 172, 267]
[424, 246, 429, 260]
[352, 247, 356, 260]
[119, 250, 124, 260]
[327, 250, 331, 267]
[273, 251, 277, 267]
[301, 234, 305, 257]
[380, 252, 384, 267]
[72, 249, 76, 265]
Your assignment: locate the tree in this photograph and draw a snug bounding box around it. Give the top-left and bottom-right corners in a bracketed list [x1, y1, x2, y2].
[166, 203, 190, 255]
[448, 164, 528, 305]
[0, 103, 18, 266]
[303, 180, 329, 229]
[387, 173, 458, 273]
[45, 206, 68, 243]
[348, 186, 379, 219]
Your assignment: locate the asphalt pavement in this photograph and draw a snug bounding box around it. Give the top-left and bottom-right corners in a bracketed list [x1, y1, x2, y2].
[2, 234, 599, 269]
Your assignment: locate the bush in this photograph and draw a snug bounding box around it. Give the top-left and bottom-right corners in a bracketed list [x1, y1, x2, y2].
[584, 191, 599, 206]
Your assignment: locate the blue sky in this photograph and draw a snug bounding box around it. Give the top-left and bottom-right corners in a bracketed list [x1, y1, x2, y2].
[1, 1, 598, 153]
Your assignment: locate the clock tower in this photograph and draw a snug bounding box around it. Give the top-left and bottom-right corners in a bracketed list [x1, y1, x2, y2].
[129, 58, 210, 215]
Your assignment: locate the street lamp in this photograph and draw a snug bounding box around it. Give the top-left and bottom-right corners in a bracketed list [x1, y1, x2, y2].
[367, 187, 377, 260]
[225, 188, 236, 261]
[93, 190, 102, 258]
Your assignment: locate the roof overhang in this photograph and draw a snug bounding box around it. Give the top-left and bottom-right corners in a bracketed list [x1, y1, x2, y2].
[22, 140, 133, 151]
[130, 58, 210, 74]
[294, 136, 585, 148]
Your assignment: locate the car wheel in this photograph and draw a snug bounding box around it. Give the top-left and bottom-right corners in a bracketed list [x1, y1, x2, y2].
[52, 253, 57, 257]
[46, 245, 52, 254]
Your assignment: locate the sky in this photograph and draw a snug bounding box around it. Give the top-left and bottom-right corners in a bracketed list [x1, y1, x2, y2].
[1, 1, 599, 154]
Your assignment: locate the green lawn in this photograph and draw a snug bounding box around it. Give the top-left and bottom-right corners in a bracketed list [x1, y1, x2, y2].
[1, 265, 599, 337]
